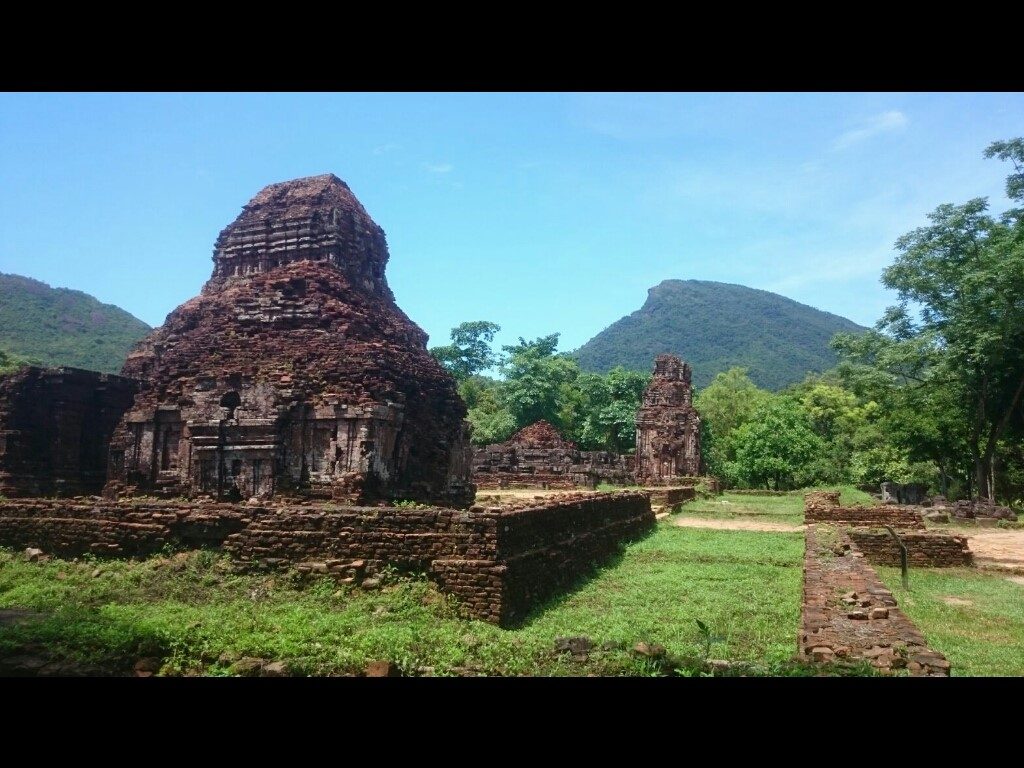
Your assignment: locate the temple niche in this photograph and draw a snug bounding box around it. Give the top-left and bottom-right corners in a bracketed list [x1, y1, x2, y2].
[106, 174, 475, 507]
[634, 354, 701, 484]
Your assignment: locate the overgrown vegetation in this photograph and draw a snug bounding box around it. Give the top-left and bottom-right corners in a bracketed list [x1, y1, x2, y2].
[0, 523, 804, 676]
[431, 325, 649, 451]
[0, 272, 150, 374]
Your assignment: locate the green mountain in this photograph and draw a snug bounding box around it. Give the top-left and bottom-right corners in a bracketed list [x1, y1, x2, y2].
[574, 279, 866, 390]
[0, 273, 150, 374]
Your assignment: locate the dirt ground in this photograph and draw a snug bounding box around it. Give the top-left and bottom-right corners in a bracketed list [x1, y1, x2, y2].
[961, 529, 1024, 573]
[672, 516, 802, 534]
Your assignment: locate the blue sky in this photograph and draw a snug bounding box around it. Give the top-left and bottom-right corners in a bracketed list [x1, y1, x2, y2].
[1, 92, 1022, 355]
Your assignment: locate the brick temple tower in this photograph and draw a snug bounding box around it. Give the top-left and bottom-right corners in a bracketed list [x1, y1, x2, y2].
[634, 354, 701, 483]
[106, 174, 474, 507]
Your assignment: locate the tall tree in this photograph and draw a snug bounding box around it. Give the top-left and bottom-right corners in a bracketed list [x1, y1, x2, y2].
[728, 397, 823, 490]
[429, 321, 502, 381]
[498, 333, 580, 430]
[833, 138, 1024, 501]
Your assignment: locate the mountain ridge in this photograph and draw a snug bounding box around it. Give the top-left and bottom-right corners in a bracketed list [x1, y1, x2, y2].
[574, 279, 866, 390]
[0, 272, 151, 374]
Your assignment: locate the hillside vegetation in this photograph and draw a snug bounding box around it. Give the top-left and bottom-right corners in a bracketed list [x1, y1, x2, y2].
[575, 279, 865, 390]
[0, 273, 150, 374]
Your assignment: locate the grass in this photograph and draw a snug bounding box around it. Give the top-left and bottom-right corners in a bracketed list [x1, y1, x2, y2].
[676, 486, 872, 527]
[877, 566, 1024, 676]
[0, 522, 805, 677]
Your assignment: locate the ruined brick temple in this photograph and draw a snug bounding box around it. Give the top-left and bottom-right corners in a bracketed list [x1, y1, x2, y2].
[473, 420, 632, 490]
[106, 174, 474, 506]
[634, 354, 701, 483]
[0, 173, 664, 626]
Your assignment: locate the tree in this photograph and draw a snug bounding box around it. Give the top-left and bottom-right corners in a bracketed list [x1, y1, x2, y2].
[832, 138, 1024, 501]
[569, 366, 649, 452]
[429, 321, 501, 381]
[694, 367, 771, 480]
[498, 333, 580, 430]
[728, 398, 824, 490]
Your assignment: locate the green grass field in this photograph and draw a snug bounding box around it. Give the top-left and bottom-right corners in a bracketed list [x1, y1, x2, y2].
[0, 522, 804, 677]
[877, 567, 1024, 676]
[676, 485, 872, 527]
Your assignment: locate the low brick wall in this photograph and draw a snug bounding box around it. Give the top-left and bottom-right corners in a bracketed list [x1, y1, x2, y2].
[0, 492, 654, 626]
[647, 486, 696, 509]
[848, 530, 973, 568]
[801, 525, 950, 675]
[729, 489, 793, 496]
[804, 491, 922, 529]
[473, 473, 579, 490]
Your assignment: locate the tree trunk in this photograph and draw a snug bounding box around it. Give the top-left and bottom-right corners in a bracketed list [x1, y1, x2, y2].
[980, 370, 1024, 504]
[975, 457, 990, 502]
[990, 456, 997, 505]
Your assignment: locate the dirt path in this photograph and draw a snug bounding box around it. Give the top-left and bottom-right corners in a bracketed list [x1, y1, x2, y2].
[672, 516, 802, 533]
[962, 529, 1024, 573]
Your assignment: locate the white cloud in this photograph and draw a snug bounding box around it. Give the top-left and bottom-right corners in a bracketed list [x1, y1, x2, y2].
[423, 162, 453, 174]
[372, 143, 400, 155]
[832, 110, 909, 151]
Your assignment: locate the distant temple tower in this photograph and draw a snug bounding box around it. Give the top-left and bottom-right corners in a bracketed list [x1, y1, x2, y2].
[634, 355, 701, 483]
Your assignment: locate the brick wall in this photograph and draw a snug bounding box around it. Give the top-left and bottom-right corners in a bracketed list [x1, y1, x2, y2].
[848, 530, 973, 568]
[647, 486, 696, 509]
[0, 367, 137, 497]
[0, 491, 653, 626]
[804, 491, 922, 529]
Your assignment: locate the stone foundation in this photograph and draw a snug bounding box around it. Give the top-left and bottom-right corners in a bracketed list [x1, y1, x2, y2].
[801, 525, 950, 676]
[0, 491, 653, 626]
[848, 530, 973, 568]
[0, 367, 138, 498]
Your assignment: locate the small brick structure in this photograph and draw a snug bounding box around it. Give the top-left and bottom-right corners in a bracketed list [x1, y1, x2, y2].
[801, 525, 951, 676]
[804, 491, 923, 530]
[848, 530, 973, 568]
[473, 420, 633, 490]
[0, 491, 654, 626]
[0, 367, 138, 498]
[647, 486, 696, 511]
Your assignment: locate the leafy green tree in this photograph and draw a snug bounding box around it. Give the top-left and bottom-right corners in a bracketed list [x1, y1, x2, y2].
[727, 397, 824, 490]
[429, 321, 502, 381]
[834, 138, 1024, 501]
[569, 367, 649, 452]
[0, 347, 31, 375]
[694, 367, 771, 480]
[498, 333, 580, 430]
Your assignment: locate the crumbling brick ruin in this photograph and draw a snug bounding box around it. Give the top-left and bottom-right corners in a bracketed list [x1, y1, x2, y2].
[801, 525, 951, 675]
[634, 354, 701, 484]
[803, 490, 924, 529]
[472, 420, 632, 489]
[803, 491, 973, 569]
[0, 491, 654, 626]
[0, 367, 137, 497]
[105, 174, 474, 507]
[848, 530, 973, 568]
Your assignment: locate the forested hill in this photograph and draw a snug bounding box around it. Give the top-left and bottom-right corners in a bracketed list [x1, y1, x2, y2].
[574, 279, 866, 390]
[0, 273, 151, 374]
